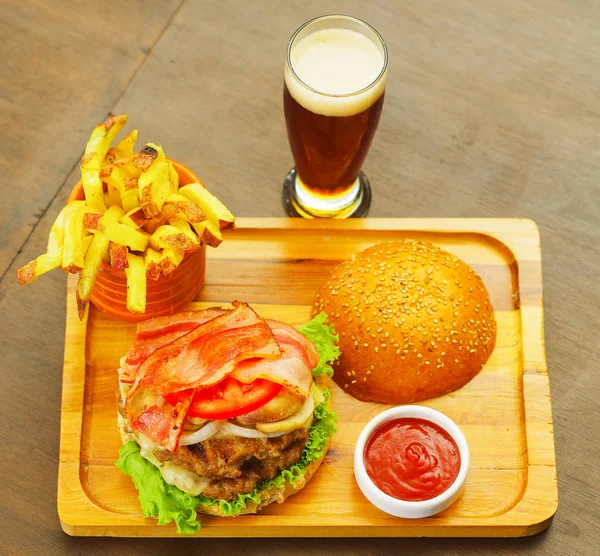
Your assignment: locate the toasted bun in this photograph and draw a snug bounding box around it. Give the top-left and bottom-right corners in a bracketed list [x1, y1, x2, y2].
[313, 240, 497, 404]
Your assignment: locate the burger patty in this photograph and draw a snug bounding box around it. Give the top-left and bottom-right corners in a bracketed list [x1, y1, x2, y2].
[154, 427, 309, 501]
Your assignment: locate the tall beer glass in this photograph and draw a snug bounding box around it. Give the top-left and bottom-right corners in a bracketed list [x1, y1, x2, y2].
[282, 15, 387, 218]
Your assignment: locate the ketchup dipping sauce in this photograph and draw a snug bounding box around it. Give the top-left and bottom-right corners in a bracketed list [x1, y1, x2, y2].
[364, 417, 461, 502]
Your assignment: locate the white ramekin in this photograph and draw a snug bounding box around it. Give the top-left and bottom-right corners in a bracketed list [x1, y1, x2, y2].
[353, 405, 470, 518]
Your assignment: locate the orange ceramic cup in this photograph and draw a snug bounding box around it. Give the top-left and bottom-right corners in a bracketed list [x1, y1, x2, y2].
[67, 159, 206, 322]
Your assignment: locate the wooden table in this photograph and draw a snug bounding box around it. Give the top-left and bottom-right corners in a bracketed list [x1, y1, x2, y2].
[1, 0, 598, 554]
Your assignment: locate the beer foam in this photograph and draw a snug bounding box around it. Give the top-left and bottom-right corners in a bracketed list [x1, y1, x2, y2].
[286, 28, 386, 117]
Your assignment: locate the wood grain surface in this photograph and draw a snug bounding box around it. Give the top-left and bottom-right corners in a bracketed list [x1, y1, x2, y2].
[1, 0, 599, 554]
[58, 219, 555, 537]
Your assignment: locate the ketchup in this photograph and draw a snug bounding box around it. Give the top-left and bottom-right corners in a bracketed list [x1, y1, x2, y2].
[364, 418, 460, 502]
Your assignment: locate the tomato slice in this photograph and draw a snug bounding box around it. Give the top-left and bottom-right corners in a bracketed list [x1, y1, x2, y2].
[164, 378, 282, 420]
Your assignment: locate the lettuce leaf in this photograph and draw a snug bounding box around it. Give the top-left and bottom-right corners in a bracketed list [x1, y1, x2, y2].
[115, 441, 202, 534]
[114, 311, 340, 532]
[298, 312, 341, 377]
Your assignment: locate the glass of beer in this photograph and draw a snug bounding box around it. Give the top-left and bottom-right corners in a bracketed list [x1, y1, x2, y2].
[282, 15, 388, 218]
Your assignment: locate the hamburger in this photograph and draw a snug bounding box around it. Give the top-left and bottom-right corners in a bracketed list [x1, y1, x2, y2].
[115, 301, 339, 533]
[313, 240, 496, 404]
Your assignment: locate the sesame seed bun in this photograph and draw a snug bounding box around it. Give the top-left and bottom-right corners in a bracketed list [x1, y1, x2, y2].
[313, 241, 497, 404]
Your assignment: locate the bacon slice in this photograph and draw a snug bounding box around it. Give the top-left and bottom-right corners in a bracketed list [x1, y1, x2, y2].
[124, 304, 321, 451]
[120, 308, 228, 383]
[231, 320, 317, 399]
[128, 302, 281, 402]
[131, 392, 194, 452]
[267, 319, 319, 369]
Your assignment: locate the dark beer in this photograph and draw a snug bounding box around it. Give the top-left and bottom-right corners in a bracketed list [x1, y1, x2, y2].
[283, 24, 387, 211]
[284, 84, 385, 196]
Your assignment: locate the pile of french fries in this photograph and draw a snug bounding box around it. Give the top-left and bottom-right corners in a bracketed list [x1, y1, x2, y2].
[17, 115, 235, 319]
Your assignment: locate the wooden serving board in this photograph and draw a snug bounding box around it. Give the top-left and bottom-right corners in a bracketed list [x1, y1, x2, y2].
[58, 218, 557, 537]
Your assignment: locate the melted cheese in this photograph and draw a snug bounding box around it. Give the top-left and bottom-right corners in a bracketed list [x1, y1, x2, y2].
[119, 413, 212, 496]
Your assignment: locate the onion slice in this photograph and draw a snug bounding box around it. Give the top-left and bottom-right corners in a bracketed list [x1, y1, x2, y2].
[220, 422, 287, 439]
[179, 420, 225, 446]
[256, 394, 315, 434]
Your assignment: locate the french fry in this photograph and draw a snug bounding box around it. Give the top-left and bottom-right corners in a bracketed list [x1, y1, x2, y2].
[46, 202, 78, 252]
[109, 155, 142, 175]
[159, 248, 184, 275]
[83, 212, 103, 230]
[169, 162, 179, 191]
[107, 182, 122, 208]
[99, 221, 149, 252]
[80, 115, 128, 211]
[178, 183, 235, 231]
[109, 242, 129, 269]
[17, 203, 86, 284]
[82, 233, 94, 256]
[62, 203, 88, 273]
[133, 143, 164, 172]
[17, 202, 83, 284]
[101, 160, 137, 182]
[157, 193, 206, 223]
[104, 147, 117, 165]
[76, 232, 110, 319]
[101, 165, 140, 212]
[120, 178, 140, 212]
[99, 204, 125, 223]
[144, 248, 162, 280]
[144, 247, 184, 278]
[97, 205, 149, 252]
[139, 161, 177, 218]
[114, 129, 138, 159]
[169, 217, 201, 244]
[149, 224, 199, 252]
[102, 154, 142, 188]
[141, 216, 162, 235]
[121, 207, 147, 230]
[125, 252, 146, 313]
[16, 248, 64, 286]
[191, 218, 222, 248]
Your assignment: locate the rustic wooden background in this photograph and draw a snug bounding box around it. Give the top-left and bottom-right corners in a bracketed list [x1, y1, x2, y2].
[1, 0, 598, 554]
